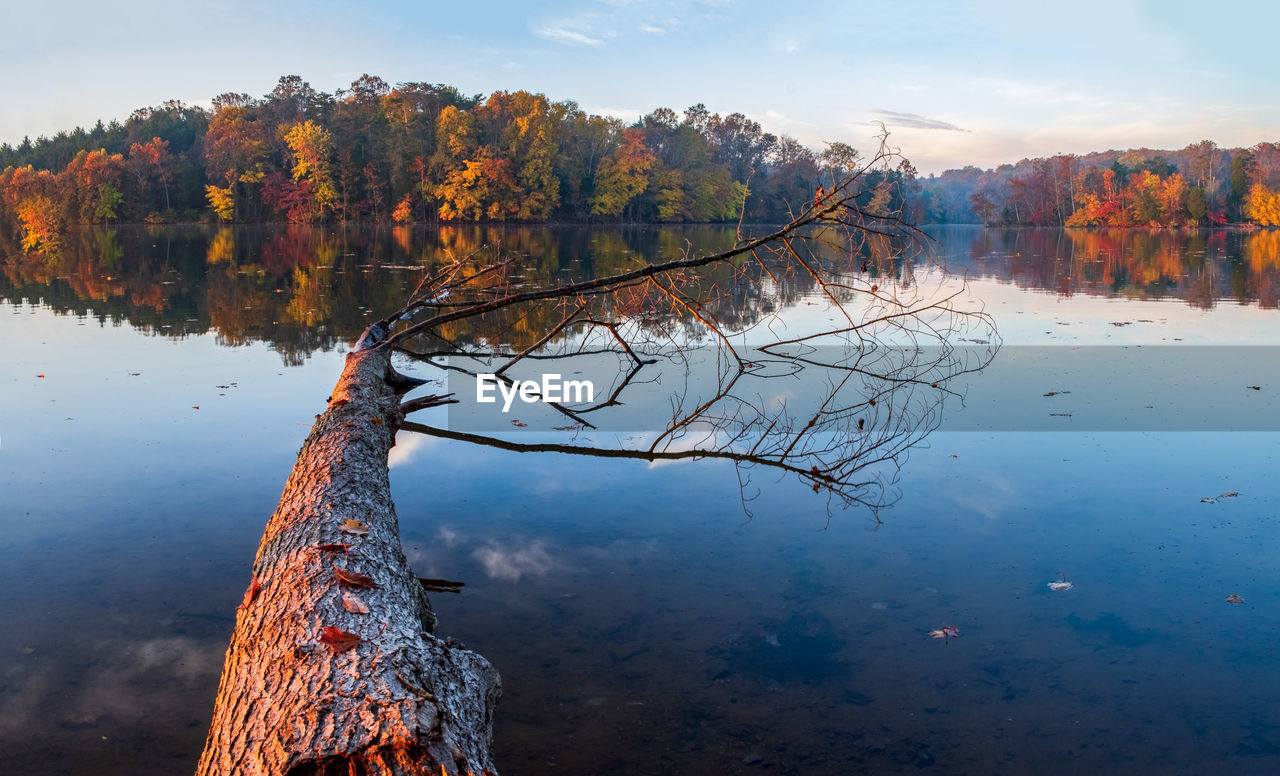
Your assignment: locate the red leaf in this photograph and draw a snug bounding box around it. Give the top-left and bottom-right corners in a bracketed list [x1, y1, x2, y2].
[318, 626, 361, 652]
[238, 576, 263, 610]
[335, 568, 379, 589]
[370, 417, 383, 424]
[315, 543, 351, 554]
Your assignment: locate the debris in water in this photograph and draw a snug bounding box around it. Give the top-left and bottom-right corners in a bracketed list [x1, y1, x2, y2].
[929, 625, 960, 639]
[1048, 571, 1073, 591]
[1226, 594, 1245, 605]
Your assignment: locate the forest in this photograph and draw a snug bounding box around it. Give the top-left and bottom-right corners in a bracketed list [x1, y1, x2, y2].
[913, 141, 1280, 228]
[0, 74, 901, 254]
[2, 73, 1279, 256]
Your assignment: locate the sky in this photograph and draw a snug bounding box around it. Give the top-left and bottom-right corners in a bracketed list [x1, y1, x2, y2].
[2, 0, 1277, 175]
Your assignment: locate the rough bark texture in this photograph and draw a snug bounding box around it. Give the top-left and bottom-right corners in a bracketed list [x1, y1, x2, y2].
[198, 347, 500, 776]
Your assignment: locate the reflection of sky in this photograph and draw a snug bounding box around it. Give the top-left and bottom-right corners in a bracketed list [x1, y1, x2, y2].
[5, 249, 1280, 771]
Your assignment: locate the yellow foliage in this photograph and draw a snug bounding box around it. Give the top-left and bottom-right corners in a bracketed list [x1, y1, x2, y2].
[206, 185, 235, 221]
[1245, 183, 1280, 226]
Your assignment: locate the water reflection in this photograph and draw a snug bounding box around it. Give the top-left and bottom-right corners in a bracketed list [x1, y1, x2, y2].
[939, 226, 1280, 308]
[5, 226, 1280, 366]
[5, 226, 1280, 774]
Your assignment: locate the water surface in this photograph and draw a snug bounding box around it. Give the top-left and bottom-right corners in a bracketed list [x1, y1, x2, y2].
[2, 225, 1279, 774]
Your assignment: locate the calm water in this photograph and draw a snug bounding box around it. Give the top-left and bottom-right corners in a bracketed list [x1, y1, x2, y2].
[2, 225, 1280, 774]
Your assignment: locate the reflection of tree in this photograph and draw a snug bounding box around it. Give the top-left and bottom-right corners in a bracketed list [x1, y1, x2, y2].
[396, 241, 992, 511]
[951, 227, 1280, 309]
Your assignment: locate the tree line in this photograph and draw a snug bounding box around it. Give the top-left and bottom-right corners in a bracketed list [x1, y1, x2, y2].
[912, 141, 1280, 228]
[0, 74, 914, 253]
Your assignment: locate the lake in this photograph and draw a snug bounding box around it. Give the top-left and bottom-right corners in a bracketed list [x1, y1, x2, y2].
[3, 224, 1279, 774]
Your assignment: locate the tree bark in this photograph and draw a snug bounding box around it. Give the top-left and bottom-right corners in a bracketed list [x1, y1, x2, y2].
[198, 345, 500, 776]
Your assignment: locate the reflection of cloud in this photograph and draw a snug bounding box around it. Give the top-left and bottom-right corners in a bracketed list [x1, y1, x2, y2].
[872, 110, 970, 132]
[438, 525, 461, 548]
[473, 539, 563, 581]
[0, 636, 223, 736]
[387, 431, 438, 468]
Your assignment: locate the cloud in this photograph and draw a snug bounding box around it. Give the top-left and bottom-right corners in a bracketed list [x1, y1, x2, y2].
[872, 109, 971, 132]
[639, 23, 668, 34]
[533, 20, 606, 46]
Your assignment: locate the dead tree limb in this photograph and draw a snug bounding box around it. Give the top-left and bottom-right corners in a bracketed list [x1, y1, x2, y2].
[199, 132, 995, 774]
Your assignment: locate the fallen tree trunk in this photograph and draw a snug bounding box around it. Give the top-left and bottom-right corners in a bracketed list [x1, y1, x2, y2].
[197, 342, 500, 776]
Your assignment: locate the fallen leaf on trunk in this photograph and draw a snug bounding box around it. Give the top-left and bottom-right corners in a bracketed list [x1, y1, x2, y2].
[341, 592, 369, 614]
[340, 519, 370, 536]
[370, 416, 383, 424]
[318, 626, 361, 652]
[238, 577, 263, 610]
[315, 543, 351, 554]
[335, 568, 379, 589]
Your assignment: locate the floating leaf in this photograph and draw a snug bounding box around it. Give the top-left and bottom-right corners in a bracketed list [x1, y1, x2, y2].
[1247, 386, 1261, 391]
[1226, 594, 1245, 604]
[238, 577, 263, 610]
[335, 567, 379, 589]
[510, 420, 527, 427]
[341, 592, 369, 614]
[340, 518, 370, 536]
[1221, 491, 1240, 498]
[1200, 497, 1218, 504]
[553, 425, 578, 431]
[318, 626, 361, 652]
[929, 625, 960, 639]
[37, 373, 45, 378]
[1048, 581, 1074, 591]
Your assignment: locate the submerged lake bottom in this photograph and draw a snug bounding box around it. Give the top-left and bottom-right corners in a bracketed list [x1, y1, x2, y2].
[413, 432, 1280, 775]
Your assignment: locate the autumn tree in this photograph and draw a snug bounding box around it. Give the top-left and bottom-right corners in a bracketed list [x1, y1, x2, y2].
[590, 128, 654, 218]
[281, 119, 338, 222]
